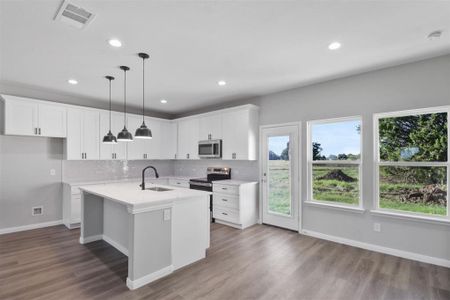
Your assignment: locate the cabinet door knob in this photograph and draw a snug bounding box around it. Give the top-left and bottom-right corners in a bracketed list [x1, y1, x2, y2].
[186, 153, 190, 159]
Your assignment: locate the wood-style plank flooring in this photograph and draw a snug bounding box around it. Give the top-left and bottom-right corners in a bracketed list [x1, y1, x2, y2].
[0, 223, 449, 300]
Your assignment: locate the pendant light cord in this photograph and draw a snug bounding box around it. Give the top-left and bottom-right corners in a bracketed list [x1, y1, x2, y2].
[123, 69, 127, 125]
[142, 57, 145, 123]
[109, 78, 112, 131]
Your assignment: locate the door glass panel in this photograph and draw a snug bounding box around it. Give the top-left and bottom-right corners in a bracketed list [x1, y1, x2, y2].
[267, 135, 292, 216]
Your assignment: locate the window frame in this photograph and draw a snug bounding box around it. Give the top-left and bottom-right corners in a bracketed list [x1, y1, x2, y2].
[307, 116, 363, 209]
[373, 106, 450, 220]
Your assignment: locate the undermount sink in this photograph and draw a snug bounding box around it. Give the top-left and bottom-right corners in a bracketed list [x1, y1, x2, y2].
[146, 186, 173, 192]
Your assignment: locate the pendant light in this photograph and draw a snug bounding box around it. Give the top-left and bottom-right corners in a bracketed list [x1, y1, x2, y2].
[135, 52, 152, 139]
[117, 65, 133, 142]
[102, 75, 117, 144]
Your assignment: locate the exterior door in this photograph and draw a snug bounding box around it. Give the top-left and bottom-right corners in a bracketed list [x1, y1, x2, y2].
[261, 124, 299, 231]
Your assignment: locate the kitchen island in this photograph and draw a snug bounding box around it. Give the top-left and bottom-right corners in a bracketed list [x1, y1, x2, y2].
[79, 181, 211, 290]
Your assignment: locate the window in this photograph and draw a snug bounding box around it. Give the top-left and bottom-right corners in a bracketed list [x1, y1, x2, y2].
[307, 117, 362, 207]
[375, 108, 449, 219]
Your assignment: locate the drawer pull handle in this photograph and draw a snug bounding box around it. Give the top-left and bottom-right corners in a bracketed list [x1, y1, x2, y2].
[222, 187, 227, 190]
[222, 199, 228, 202]
[222, 212, 228, 216]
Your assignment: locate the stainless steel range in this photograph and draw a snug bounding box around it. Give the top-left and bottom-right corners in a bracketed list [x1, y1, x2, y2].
[189, 167, 231, 222]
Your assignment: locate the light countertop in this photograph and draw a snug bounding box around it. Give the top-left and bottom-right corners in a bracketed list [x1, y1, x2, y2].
[79, 181, 211, 213]
[212, 179, 258, 185]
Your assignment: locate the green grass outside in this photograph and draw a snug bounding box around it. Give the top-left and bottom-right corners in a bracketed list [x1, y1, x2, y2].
[268, 160, 291, 215]
[379, 182, 447, 216]
[312, 165, 359, 205]
[267, 161, 447, 216]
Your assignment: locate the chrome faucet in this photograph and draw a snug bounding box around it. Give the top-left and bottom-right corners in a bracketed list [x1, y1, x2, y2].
[140, 166, 159, 190]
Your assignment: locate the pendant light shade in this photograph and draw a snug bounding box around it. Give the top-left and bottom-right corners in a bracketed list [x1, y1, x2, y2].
[135, 52, 152, 139]
[103, 76, 117, 144]
[117, 66, 133, 142]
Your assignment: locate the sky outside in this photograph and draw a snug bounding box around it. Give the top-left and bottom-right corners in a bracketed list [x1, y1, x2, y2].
[312, 120, 360, 157]
[269, 136, 290, 155]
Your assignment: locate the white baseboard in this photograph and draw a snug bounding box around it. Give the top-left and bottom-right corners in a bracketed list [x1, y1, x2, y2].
[79, 234, 102, 244]
[0, 220, 63, 235]
[126, 265, 174, 290]
[102, 234, 129, 256]
[301, 229, 450, 268]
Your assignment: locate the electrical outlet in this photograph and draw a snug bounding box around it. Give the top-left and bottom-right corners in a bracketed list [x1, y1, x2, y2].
[373, 223, 381, 232]
[163, 209, 171, 221]
[32, 206, 43, 216]
[50, 169, 56, 176]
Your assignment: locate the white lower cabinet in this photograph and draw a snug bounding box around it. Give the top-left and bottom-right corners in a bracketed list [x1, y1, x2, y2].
[213, 181, 258, 229]
[63, 184, 82, 229]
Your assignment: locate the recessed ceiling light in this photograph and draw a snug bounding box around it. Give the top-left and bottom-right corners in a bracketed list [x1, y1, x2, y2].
[68, 79, 78, 85]
[218, 80, 227, 86]
[160, 99, 167, 104]
[428, 30, 443, 41]
[108, 39, 122, 47]
[328, 42, 341, 50]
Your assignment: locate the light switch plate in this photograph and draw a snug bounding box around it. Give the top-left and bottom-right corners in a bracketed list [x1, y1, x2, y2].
[163, 209, 171, 221]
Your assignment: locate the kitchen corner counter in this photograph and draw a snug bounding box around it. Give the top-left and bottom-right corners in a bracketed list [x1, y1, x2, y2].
[79, 181, 210, 214]
[212, 179, 258, 185]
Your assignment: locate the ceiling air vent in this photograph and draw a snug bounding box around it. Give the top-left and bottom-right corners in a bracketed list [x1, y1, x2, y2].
[54, 0, 95, 29]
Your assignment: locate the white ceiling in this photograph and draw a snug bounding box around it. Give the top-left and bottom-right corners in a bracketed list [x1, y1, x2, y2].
[1, 0, 450, 115]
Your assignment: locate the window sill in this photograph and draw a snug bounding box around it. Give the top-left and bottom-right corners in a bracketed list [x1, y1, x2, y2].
[370, 210, 450, 226]
[304, 201, 365, 214]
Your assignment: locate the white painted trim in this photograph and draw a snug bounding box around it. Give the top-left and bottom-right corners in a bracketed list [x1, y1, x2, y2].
[79, 234, 102, 244]
[0, 220, 63, 235]
[373, 106, 450, 220]
[306, 116, 363, 208]
[102, 234, 129, 256]
[259, 122, 301, 231]
[301, 229, 450, 268]
[215, 219, 243, 229]
[304, 201, 365, 213]
[370, 210, 450, 226]
[126, 265, 174, 290]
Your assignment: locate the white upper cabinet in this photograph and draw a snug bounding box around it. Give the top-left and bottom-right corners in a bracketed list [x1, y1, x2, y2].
[99, 111, 127, 160]
[145, 117, 161, 159]
[199, 113, 222, 140]
[222, 106, 259, 160]
[2, 95, 66, 137]
[66, 108, 100, 160]
[160, 121, 177, 159]
[126, 114, 148, 160]
[177, 118, 199, 159]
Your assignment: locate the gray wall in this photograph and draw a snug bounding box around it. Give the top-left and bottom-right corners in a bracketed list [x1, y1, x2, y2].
[0, 135, 63, 229]
[254, 54, 450, 261]
[0, 134, 174, 230]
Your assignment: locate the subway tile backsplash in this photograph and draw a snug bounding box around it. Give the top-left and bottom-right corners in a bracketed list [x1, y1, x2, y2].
[174, 160, 258, 181]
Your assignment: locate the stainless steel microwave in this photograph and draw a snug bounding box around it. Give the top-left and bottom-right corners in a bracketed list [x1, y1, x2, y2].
[198, 139, 222, 158]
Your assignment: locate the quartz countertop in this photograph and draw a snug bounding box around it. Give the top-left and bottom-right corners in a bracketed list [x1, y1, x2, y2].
[212, 179, 258, 185]
[79, 181, 211, 213]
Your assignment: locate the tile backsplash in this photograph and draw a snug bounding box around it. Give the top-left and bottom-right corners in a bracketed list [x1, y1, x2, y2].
[62, 160, 174, 183]
[174, 160, 258, 181]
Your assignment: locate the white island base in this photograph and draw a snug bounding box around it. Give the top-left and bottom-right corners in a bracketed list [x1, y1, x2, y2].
[79, 182, 210, 290]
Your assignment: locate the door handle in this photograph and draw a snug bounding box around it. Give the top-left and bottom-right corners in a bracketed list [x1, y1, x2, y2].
[38, 128, 41, 135]
[222, 199, 228, 202]
[222, 212, 228, 216]
[34, 128, 38, 135]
